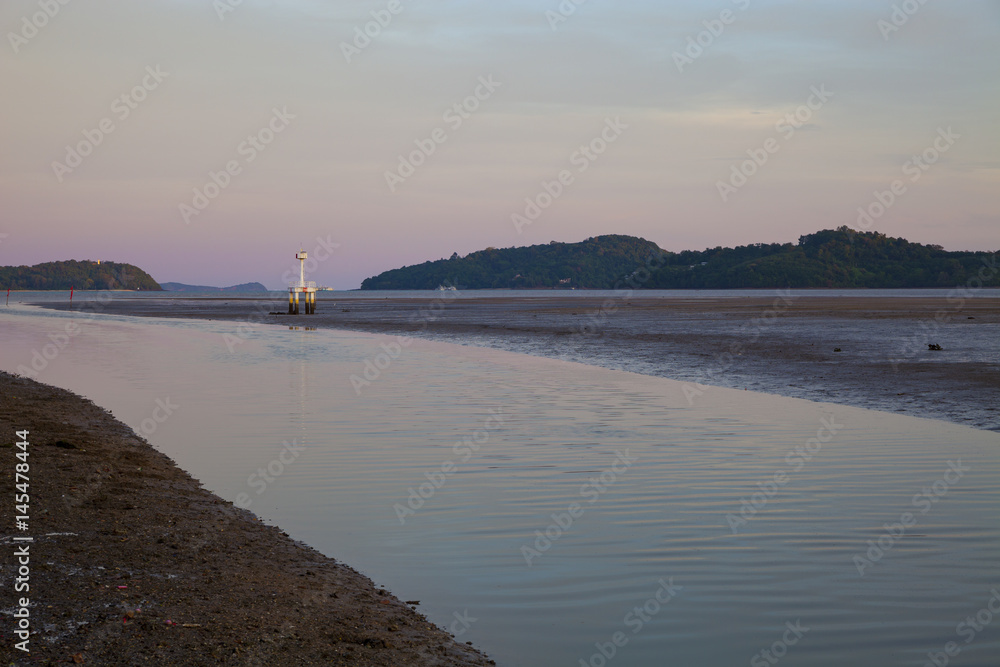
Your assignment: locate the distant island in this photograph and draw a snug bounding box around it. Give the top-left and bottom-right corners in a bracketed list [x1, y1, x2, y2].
[0, 260, 160, 291]
[361, 228, 999, 290]
[363, 235, 662, 290]
[161, 282, 269, 293]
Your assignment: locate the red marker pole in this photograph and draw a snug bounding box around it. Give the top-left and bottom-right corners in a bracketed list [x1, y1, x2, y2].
[70, 286, 74, 308]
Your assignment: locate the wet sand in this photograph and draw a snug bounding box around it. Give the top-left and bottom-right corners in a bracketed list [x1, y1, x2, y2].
[0, 372, 494, 666]
[38, 294, 1000, 432]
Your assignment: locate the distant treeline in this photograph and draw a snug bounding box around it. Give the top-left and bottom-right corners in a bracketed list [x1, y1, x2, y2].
[0, 260, 161, 291]
[160, 282, 268, 293]
[362, 235, 665, 290]
[361, 228, 999, 290]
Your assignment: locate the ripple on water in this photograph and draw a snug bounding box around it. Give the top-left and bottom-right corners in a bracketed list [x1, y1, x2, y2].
[1, 309, 998, 666]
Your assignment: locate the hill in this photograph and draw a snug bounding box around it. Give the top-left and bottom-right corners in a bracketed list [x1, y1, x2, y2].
[361, 235, 665, 290]
[645, 228, 998, 289]
[0, 260, 161, 291]
[360, 228, 998, 290]
[161, 282, 269, 293]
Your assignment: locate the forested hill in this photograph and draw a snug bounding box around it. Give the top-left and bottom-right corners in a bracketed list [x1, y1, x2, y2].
[361, 235, 665, 290]
[0, 260, 161, 291]
[361, 228, 998, 290]
[646, 228, 998, 289]
[161, 282, 268, 293]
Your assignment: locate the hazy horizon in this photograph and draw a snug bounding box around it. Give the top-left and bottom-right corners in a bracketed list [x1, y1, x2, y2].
[2, 1, 998, 289]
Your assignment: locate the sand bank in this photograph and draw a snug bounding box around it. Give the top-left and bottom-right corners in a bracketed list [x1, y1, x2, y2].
[37, 294, 1000, 431]
[0, 371, 493, 666]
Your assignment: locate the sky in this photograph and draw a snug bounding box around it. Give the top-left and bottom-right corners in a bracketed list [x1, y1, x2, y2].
[1, 0, 997, 290]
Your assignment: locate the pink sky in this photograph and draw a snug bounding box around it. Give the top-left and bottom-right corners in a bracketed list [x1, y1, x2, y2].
[1, 1, 997, 289]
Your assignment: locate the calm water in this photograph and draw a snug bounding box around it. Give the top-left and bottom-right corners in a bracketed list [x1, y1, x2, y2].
[11, 288, 1000, 302]
[2, 304, 999, 666]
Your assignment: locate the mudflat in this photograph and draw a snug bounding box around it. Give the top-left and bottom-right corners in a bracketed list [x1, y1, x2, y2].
[38, 294, 1000, 432]
[0, 371, 494, 666]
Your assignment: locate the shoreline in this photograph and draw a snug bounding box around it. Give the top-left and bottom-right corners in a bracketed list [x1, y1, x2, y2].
[0, 371, 494, 666]
[33, 294, 1000, 432]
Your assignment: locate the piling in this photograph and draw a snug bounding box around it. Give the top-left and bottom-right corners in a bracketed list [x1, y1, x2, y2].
[288, 249, 317, 316]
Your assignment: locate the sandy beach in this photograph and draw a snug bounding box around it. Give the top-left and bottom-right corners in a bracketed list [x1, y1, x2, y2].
[38, 294, 1000, 432]
[0, 371, 494, 666]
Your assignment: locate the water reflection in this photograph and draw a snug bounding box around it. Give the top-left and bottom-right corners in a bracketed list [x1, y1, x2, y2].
[1, 306, 998, 666]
